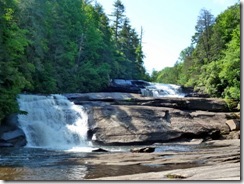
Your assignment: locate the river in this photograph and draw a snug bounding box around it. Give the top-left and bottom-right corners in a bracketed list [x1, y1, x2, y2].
[0, 144, 195, 180]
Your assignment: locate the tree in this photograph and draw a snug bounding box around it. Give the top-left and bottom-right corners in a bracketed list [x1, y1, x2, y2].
[0, 0, 149, 122]
[94, 3, 115, 65]
[192, 9, 215, 64]
[200, 3, 240, 99]
[151, 2, 240, 102]
[155, 67, 178, 84]
[110, 0, 125, 44]
[0, 0, 34, 122]
[18, 0, 57, 93]
[219, 24, 240, 100]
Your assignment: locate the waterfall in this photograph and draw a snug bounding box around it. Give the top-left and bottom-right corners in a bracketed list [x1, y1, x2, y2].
[17, 94, 92, 151]
[141, 83, 185, 98]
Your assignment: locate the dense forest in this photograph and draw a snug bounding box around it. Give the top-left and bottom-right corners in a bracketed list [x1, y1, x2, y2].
[152, 3, 240, 101]
[0, 0, 149, 122]
[0, 0, 240, 122]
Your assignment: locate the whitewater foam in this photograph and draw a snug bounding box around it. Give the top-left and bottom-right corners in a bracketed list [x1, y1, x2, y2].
[17, 94, 92, 151]
[141, 83, 185, 97]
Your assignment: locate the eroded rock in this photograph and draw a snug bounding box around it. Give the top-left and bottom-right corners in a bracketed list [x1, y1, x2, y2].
[226, 119, 240, 131]
[0, 114, 27, 148]
[1, 129, 25, 141]
[87, 104, 230, 145]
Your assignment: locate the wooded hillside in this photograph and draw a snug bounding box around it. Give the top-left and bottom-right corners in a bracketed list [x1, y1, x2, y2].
[0, 0, 149, 121]
[152, 3, 240, 101]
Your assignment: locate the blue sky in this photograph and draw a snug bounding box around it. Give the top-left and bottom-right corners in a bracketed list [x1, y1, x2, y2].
[94, 0, 239, 74]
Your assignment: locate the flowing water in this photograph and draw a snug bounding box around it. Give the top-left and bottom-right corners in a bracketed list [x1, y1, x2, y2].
[0, 144, 194, 180]
[0, 93, 194, 180]
[141, 83, 186, 97]
[0, 147, 90, 180]
[17, 94, 92, 151]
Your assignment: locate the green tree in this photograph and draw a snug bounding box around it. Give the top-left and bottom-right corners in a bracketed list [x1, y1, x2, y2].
[200, 3, 240, 98]
[0, 0, 34, 122]
[219, 25, 240, 100]
[110, 0, 125, 44]
[18, 0, 57, 93]
[152, 3, 240, 102]
[155, 67, 178, 84]
[192, 9, 215, 65]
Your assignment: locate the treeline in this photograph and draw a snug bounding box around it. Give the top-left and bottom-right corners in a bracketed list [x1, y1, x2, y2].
[152, 3, 240, 101]
[0, 0, 149, 121]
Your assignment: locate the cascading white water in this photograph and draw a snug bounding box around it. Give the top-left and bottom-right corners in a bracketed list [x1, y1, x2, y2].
[141, 83, 185, 98]
[17, 94, 92, 151]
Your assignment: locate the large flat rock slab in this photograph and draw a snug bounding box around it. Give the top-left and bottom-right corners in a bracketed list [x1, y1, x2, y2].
[87, 105, 230, 145]
[65, 92, 230, 112]
[83, 139, 240, 180]
[64, 92, 233, 145]
[88, 105, 182, 144]
[89, 162, 240, 180]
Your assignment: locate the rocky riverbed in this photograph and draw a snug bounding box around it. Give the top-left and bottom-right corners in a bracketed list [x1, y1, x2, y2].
[0, 92, 240, 147]
[65, 92, 240, 145]
[61, 139, 240, 180]
[64, 92, 240, 180]
[0, 92, 240, 180]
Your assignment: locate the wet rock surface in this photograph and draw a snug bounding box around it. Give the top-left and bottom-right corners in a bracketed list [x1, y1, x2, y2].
[0, 114, 27, 147]
[81, 139, 240, 180]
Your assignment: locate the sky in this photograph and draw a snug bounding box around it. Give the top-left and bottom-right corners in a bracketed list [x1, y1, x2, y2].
[94, 0, 239, 74]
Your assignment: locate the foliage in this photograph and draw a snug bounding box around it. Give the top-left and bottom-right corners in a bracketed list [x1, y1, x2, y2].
[219, 24, 240, 100]
[0, 0, 34, 122]
[153, 3, 240, 101]
[0, 0, 148, 122]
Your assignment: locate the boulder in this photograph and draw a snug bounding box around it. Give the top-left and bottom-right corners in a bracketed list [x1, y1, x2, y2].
[225, 119, 240, 131]
[0, 128, 27, 147]
[101, 79, 151, 93]
[0, 113, 27, 147]
[1, 129, 25, 141]
[226, 131, 240, 140]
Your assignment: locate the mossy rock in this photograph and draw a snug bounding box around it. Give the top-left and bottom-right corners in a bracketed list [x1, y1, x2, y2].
[225, 99, 239, 111]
